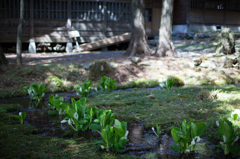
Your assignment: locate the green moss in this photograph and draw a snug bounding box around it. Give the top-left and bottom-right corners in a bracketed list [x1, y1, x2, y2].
[0, 104, 22, 112]
[168, 76, 184, 86]
[47, 75, 67, 92]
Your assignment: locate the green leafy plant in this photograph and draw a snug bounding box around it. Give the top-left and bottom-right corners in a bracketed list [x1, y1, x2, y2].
[14, 112, 26, 124]
[97, 119, 129, 152]
[152, 124, 163, 138]
[100, 76, 116, 91]
[48, 94, 64, 115]
[215, 118, 240, 156]
[23, 82, 48, 101]
[75, 79, 92, 97]
[60, 98, 98, 131]
[171, 119, 206, 153]
[90, 109, 116, 131]
[159, 78, 175, 89]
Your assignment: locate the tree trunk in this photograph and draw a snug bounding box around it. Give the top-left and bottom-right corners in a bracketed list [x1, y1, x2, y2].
[154, 0, 177, 57]
[16, 0, 24, 65]
[125, 0, 150, 56]
[0, 45, 8, 65]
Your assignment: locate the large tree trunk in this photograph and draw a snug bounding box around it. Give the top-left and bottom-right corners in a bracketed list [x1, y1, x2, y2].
[16, 0, 24, 65]
[0, 45, 8, 65]
[125, 0, 150, 56]
[154, 0, 177, 57]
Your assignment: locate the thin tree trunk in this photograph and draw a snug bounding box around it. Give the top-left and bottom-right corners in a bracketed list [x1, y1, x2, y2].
[16, 0, 24, 65]
[0, 45, 8, 65]
[154, 0, 177, 57]
[125, 0, 150, 56]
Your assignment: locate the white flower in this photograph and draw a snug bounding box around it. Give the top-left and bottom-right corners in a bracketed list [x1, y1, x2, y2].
[61, 119, 68, 123]
[195, 136, 201, 142]
[152, 127, 158, 137]
[105, 85, 108, 89]
[80, 87, 82, 92]
[220, 141, 225, 146]
[94, 87, 98, 92]
[232, 136, 239, 145]
[216, 120, 219, 127]
[223, 135, 226, 142]
[19, 112, 22, 116]
[73, 112, 79, 120]
[159, 83, 165, 88]
[100, 145, 105, 149]
[185, 148, 190, 153]
[124, 131, 129, 139]
[190, 139, 196, 146]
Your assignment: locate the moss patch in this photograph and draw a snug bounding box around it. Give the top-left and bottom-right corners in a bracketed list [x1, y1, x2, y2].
[0, 104, 22, 112]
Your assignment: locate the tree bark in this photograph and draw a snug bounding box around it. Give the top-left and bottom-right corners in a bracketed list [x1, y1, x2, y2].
[154, 0, 177, 57]
[16, 0, 24, 65]
[0, 45, 8, 65]
[125, 0, 150, 56]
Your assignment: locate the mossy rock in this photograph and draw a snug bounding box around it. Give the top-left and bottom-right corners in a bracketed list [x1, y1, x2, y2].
[89, 60, 109, 80]
[0, 104, 22, 112]
[47, 75, 66, 92]
[168, 76, 184, 86]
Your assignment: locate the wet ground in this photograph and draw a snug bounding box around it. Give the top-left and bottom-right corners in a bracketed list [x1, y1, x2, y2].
[0, 94, 225, 159]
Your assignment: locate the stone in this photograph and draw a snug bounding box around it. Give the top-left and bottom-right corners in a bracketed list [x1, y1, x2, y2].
[200, 60, 218, 70]
[81, 62, 92, 70]
[215, 28, 235, 55]
[220, 56, 238, 68]
[122, 61, 132, 65]
[194, 33, 211, 40]
[89, 60, 109, 79]
[131, 57, 141, 63]
[139, 62, 151, 66]
[192, 57, 202, 66]
[108, 62, 119, 69]
[65, 42, 73, 53]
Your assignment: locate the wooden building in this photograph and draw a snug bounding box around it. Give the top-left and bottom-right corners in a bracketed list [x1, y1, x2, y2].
[0, 0, 240, 52]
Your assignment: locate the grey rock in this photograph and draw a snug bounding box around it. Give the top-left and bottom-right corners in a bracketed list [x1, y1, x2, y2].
[220, 56, 238, 68]
[200, 60, 218, 70]
[131, 57, 141, 63]
[192, 57, 202, 66]
[139, 62, 151, 66]
[122, 61, 132, 65]
[108, 62, 119, 69]
[81, 62, 92, 70]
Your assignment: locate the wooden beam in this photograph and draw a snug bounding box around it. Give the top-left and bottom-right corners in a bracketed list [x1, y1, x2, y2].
[79, 32, 130, 51]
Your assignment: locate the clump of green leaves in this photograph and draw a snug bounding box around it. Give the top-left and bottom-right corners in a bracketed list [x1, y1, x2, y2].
[159, 78, 175, 89]
[171, 119, 206, 153]
[60, 98, 98, 131]
[75, 79, 92, 97]
[23, 82, 48, 101]
[152, 124, 163, 138]
[100, 76, 116, 91]
[215, 118, 240, 156]
[48, 95, 64, 115]
[97, 119, 129, 152]
[90, 109, 116, 130]
[14, 112, 26, 124]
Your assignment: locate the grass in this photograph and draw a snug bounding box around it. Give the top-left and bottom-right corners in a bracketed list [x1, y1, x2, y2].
[1, 84, 240, 158]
